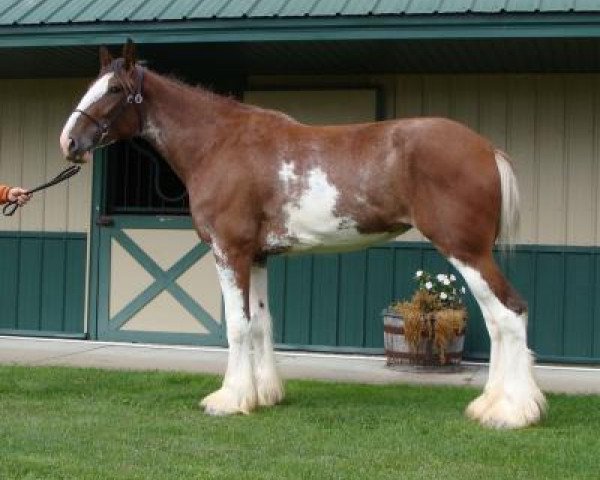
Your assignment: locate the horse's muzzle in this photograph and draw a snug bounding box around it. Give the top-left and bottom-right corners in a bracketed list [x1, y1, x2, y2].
[68, 152, 92, 164]
[61, 135, 93, 163]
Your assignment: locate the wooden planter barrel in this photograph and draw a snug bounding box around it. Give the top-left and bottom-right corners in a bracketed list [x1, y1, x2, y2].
[383, 309, 465, 366]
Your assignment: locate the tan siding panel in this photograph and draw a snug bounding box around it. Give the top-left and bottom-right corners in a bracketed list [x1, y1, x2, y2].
[536, 76, 567, 245]
[20, 80, 47, 232]
[596, 77, 600, 245]
[0, 81, 24, 232]
[450, 75, 479, 131]
[479, 75, 507, 150]
[507, 76, 537, 244]
[565, 75, 596, 246]
[42, 81, 69, 232]
[423, 76, 450, 117]
[0, 78, 90, 233]
[396, 76, 423, 119]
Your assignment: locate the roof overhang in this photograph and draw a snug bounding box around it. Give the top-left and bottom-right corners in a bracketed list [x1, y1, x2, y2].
[2, 14, 600, 47]
[2, 14, 600, 78]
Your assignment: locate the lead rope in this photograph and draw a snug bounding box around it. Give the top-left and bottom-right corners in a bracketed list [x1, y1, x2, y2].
[2, 165, 81, 216]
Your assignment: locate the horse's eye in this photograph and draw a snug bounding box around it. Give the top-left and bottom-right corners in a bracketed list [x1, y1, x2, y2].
[108, 86, 121, 94]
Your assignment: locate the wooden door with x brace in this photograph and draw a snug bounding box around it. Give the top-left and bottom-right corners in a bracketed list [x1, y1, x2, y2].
[89, 142, 225, 345]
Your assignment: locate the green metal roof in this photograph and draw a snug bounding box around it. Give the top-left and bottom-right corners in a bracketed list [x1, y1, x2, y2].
[0, 0, 599, 25]
[1, 1, 600, 78]
[0, 1, 599, 50]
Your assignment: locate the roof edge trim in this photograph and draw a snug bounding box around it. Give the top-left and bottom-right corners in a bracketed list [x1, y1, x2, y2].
[1, 14, 600, 48]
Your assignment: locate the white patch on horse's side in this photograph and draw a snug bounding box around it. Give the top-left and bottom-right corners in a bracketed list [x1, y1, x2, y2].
[449, 258, 545, 428]
[60, 72, 114, 155]
[281, 166, 397, 253]
[278, 161, 298, 193]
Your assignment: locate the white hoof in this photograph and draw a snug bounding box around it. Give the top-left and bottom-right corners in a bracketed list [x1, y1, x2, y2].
[256, 373, 285, 407]
[200, 386, 257, 416]
[465, 388, 500, 421]
[470, 388, 546, 429]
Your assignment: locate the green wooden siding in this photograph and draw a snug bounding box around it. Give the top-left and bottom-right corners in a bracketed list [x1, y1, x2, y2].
[0, 231, 86, 336]
[268, 242, 600, 364]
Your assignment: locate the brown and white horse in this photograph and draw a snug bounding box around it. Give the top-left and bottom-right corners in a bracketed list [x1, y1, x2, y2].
[60, 40, 545, 429]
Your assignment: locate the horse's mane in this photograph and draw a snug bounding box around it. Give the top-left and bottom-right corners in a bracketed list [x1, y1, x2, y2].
[152, 68, 297, 123]
[155, 70, 251, 110]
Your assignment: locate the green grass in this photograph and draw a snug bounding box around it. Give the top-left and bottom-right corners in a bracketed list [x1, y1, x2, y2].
[0, 366, 599, 480]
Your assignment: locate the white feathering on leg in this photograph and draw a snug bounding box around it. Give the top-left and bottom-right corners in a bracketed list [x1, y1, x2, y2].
[200, 261, 257, 415]
[450, 258, 546, 429]
[250, 265, 284, 407]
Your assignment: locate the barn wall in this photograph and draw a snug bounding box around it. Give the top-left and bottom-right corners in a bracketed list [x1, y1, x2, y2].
[0, 78, 90, 335]
[0, 78, 91, 233]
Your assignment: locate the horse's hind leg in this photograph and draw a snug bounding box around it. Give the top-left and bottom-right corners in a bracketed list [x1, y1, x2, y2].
[448, 255, 546, 428]
[463, 289, 503, 420]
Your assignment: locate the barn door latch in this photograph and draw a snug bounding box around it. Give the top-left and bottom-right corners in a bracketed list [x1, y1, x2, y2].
[96, 215, 114, 227]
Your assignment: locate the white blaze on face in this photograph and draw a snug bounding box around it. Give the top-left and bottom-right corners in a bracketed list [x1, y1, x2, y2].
[59, 72, 114, 157]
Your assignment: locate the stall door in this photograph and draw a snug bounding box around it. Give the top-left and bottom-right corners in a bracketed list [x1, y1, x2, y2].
[93, 143, 225, 345]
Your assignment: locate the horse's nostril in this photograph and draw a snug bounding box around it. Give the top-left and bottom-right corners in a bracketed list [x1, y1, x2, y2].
[68, 138, 78, 155]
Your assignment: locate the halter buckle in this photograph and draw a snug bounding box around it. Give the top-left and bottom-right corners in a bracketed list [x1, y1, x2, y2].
[126, 94, 134, 104]
[134, 93, 143, 104]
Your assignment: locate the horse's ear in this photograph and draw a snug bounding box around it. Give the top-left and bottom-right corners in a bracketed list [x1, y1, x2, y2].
[99, 46, 112, 69]
[122, 38, 136, 71]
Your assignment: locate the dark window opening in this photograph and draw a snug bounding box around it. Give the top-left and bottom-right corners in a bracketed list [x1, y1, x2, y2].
[105, 140, 189, 215]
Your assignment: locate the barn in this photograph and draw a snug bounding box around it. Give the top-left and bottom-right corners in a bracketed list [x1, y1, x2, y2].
[0, 0, 599, 364]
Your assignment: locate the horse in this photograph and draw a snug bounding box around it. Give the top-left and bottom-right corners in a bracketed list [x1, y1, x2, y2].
[60, 40, 545, 429]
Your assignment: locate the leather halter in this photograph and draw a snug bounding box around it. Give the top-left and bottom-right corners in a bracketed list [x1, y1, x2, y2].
[73, 61, 145, 145]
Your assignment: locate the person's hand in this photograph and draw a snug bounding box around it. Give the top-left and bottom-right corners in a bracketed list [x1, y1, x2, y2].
[7, 187, 32, 206]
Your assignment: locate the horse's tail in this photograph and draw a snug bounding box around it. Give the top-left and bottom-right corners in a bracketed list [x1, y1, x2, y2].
[494, 149, 520, 249]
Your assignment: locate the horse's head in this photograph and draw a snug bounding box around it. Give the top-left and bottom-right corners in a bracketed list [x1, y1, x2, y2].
[60, 39, 144, 163]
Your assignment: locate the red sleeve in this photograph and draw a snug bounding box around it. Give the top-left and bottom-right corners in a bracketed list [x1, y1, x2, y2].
[0, 185, 10, 204]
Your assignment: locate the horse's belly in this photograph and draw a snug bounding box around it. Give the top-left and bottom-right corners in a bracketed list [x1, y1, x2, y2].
[272, 202, 404, 254]
[286, 228, 397, 254]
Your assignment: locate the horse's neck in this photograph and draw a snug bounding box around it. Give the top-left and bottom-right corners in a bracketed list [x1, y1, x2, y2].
[139, 70, 241, 181]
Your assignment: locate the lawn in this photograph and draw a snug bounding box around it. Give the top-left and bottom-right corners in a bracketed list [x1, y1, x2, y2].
[0, 366, 598, 480]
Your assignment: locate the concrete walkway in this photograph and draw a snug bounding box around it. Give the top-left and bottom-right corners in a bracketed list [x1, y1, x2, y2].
[1, 336, 599, 394]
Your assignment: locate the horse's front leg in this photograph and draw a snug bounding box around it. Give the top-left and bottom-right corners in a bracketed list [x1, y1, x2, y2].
[200, 250, 257, 415]
[250, 264, 284, 407]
